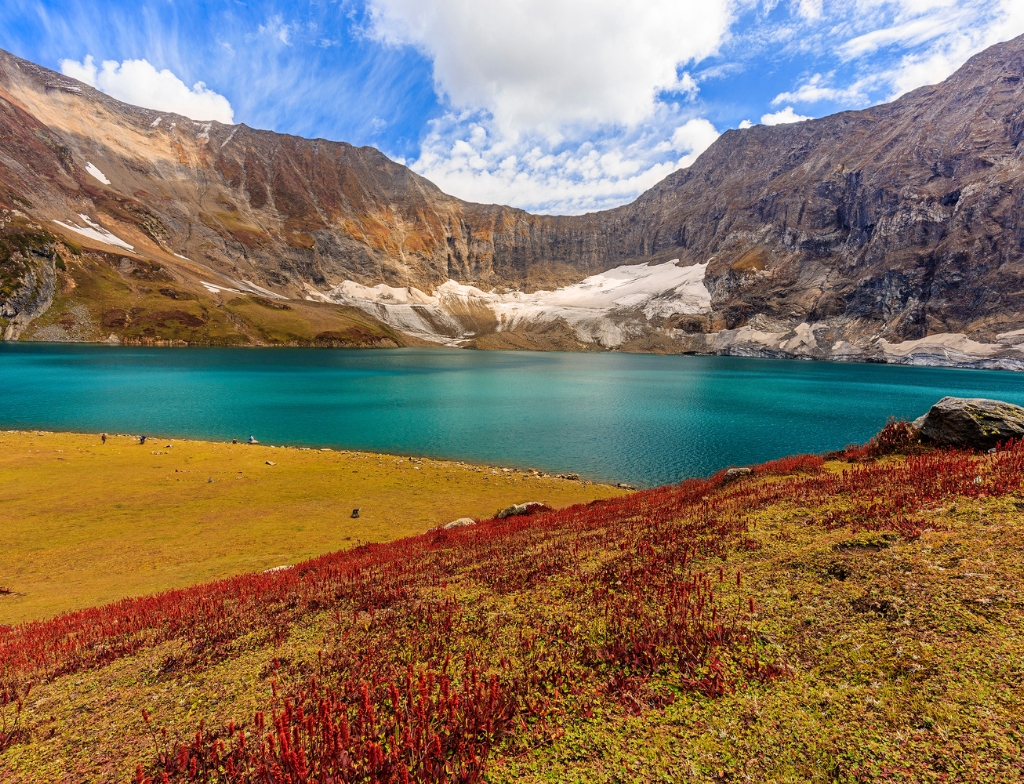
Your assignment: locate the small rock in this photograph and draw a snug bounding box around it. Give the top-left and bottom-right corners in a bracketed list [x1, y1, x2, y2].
[351, 508, 360, 519]
[557, 473, 580, 481]
[443, 517, 476, 530]
[266, 461, 276, 466]
[263, 565, 293, 574]
[616, 483, 636, 490]
[915, 397, 1024, 450]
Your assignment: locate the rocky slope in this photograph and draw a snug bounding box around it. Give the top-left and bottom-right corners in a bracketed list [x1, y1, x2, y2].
[1, 37, 1024, 365]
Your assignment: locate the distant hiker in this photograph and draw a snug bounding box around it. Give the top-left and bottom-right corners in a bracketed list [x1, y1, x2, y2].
[101, 433, 107, 444]
[232, 438, 238, 444]
[248, 435, 257, 444]
[139, 435, 147, 445]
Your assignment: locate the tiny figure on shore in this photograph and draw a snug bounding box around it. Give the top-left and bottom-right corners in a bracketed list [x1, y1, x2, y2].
[248, 435, 257, 444]
[101, 433, 107, 445]
[139, 435, 147, 445]
[232, 438, 238, 444]
[351, 508, 360, 519]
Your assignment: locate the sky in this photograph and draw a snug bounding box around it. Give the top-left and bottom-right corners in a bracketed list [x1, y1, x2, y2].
[1, 1, 1022, 215]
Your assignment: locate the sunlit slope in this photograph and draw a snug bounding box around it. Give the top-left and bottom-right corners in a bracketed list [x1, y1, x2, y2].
[1, 430, 1022, 781]
[0, 431, 621, 623]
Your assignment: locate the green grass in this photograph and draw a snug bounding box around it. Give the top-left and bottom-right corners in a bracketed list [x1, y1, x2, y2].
[0, 430, 622, 624]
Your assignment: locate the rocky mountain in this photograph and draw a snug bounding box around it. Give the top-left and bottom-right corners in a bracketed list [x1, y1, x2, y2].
[1, 37, 1023, 366]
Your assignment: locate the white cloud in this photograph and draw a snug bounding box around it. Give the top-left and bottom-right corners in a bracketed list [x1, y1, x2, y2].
[256, 14, 298, 46]
[60, 55, 234, 123]
[738, 120, 754, 129]
[670, 118, 720, 165]
[772, 72, 870, 105]
[367, 0, 734, 134]
[410, 111, 719, 215]
[796, 0, 823, 21]
[760, 106, 813, 125]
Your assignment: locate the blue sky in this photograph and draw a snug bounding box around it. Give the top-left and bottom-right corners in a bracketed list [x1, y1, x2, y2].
[2, 1, 1022, 214]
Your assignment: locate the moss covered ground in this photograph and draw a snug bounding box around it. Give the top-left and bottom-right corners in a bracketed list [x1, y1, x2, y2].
[0, 430, 620, 624]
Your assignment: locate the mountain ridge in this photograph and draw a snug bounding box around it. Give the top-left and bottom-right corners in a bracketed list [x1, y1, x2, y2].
[2, 38, 1024, 366]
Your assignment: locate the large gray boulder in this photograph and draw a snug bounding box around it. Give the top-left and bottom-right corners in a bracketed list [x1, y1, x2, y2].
[914, 397, 1024, 450]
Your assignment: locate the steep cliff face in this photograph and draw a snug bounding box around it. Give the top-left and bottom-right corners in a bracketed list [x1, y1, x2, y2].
[1, 37, 1024, 366]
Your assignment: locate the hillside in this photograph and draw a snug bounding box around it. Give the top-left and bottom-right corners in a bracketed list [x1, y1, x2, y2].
[1, 428, 1023, 782]
[2, 38, 1024, 363]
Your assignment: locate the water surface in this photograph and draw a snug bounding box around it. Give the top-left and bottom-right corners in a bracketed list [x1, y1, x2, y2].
[2, 344, 1022, 486]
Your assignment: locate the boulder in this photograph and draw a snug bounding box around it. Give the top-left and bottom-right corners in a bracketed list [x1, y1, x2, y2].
[443, 517, 476, 530]
[914, 397, 1024, 450]
[496, 502, 551, 519]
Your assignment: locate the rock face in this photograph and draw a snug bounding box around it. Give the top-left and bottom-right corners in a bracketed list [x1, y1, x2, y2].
[3, 36, 1024, 363]
[915, 397, 1024, 449]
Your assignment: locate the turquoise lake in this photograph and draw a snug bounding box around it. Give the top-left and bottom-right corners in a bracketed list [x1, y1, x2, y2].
[1, 344, 1022, 487]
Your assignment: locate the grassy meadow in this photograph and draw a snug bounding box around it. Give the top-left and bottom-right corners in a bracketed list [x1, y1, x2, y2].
[0, 430, 622, 624]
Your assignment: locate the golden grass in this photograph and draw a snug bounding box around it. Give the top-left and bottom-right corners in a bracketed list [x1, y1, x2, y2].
[0, 431, 622, 624]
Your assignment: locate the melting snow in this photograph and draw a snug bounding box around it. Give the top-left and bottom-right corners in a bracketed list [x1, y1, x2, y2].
[173, 253, 191, 261]
[85, 162, 110, 185]
[221, 127, 238, 148]
[201, 281, 242, 294]
[53, 215, 134, 252]
[324, 260, 711, 347]
[150, 117, 162, 128]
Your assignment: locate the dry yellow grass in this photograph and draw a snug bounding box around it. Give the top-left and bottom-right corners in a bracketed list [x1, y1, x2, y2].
[0, 431, 623, 624]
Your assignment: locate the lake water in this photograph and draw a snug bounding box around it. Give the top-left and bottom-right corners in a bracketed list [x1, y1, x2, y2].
[1, 344, 1022, 487]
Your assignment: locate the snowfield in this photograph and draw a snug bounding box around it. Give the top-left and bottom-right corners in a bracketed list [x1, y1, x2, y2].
[320, 260, 712, 347]
[53, 215, 133, 251]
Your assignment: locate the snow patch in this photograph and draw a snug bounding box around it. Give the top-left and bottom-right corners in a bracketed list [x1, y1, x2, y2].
[85, 162, 110, 185]
[150, 117, 162, 128]
[323, 260, 711, 347]
[240, 279, 288, 300]
[53, 215, 134, 252]
[173, 253, 191, 261]
[201, 281, 242, 294]
[221, 127, 238, 148]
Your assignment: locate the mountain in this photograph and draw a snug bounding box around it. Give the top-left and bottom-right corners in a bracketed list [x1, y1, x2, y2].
[1, 38, 1024, 366]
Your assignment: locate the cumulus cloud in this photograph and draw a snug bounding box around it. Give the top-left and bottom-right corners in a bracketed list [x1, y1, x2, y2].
[760, 106, 813, 125]
[670, 118, 720, 166]
[411, 112, 720, 215]
[367, 0, 733, 134]
[60, 55, 234, 123]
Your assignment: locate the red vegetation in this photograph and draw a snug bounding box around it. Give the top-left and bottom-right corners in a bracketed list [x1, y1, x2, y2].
[2, 438, 1023, 782]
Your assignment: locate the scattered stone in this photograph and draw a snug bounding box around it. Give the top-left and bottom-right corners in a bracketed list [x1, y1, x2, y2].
[496, 502, 552, 519]
[263, 565, 293, 574]
[265, 460, 276, 466]
[443, 517, 476, 530]
[616, 483, 636, 490]
[914, 397, 1024, 450]
[351, 508, 360, 519]
[557, 473, 580, 481]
